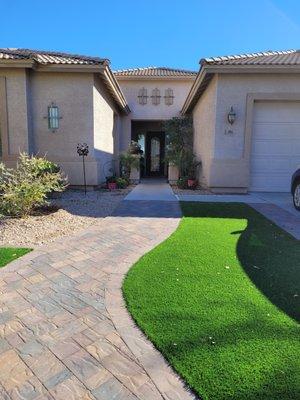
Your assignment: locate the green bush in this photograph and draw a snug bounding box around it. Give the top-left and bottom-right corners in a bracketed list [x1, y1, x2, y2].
[0, 153, 67, 217]
[116, 177, 129, 189]
[177, 176, 188, 189]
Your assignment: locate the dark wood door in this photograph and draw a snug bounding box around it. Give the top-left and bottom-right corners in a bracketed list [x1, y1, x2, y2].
[145, 132, 165, 177]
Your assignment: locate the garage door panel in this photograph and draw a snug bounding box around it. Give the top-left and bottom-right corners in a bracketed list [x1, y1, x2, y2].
[251, 157, 294, 173]
[250, 174, 290, 192]
[251, 140, 292, 156]
[250, 101, 300, 192]
[253, 122, 300, 140]
[253, 101, 300, 122]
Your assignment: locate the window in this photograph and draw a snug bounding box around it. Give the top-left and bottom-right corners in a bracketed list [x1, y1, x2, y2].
[48, 103, 60, 131]
[138, 88, 148, 105]
[164, 88, 174, 105]
[150, 137, 160, 172]
[151, 88, 161, 105]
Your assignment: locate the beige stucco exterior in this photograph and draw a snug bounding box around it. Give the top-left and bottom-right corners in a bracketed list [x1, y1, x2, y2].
[193, 75, 217, 187]
[3, 49, 300, 192]
[0, 69, 30, 159]
[118, 79, 194, 152]
[0, 68, 123, 185]
[0, 62, 195, 186]
[192, 72, 300, 192]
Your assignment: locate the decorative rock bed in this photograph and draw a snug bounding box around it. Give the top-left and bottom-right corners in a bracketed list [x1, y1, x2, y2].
[0, 188, 132, 248]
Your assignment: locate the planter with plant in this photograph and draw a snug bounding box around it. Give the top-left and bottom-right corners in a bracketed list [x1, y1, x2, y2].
[186, 155, 201, 189]
[119, 149, 140, 181]
[106, 175, 117, 190]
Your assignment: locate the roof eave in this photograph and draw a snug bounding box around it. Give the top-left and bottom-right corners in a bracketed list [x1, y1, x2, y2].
[0, 59, 35, 68]
[102, 66, 131, 115]
[199, 64, 300, 73]
[34, 63, 107, 73]
[114, 75, 196, 80]
[182, 63, 300, 114]
[181, 66, 211, 114]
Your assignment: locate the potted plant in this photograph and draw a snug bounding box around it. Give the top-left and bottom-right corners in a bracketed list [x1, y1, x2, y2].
[119, 150, 140, 181]
[106, 175, 117, 190]
[186, 155, 201, 189]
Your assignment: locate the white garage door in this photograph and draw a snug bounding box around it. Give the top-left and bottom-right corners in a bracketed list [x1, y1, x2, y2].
[250, 101, 300, 192]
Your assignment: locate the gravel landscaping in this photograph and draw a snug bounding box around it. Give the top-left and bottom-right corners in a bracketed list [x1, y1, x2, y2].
[0, 188, 132, 248]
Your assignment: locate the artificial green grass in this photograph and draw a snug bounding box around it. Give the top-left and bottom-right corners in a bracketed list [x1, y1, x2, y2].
[123, 202, 300, 400]
[0, 247, 32, 268]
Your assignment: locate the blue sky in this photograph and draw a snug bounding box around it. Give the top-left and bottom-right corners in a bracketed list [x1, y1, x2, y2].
[1, 0, 300, 71]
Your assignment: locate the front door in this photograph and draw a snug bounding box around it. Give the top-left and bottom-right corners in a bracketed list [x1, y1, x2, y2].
[145, 132, 165, 177]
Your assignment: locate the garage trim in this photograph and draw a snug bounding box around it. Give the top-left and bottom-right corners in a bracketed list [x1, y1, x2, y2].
[244, 92, 300, 188]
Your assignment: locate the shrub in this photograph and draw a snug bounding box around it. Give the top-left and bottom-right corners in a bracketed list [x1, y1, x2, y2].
[119, 151, 140, 180]
[0, 153, 67, 217]
[177, 177, 188, 189]
[116, 177, 129, 189]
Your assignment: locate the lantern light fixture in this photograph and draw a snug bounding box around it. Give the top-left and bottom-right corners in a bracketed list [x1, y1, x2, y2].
[227, 106, 236, 125]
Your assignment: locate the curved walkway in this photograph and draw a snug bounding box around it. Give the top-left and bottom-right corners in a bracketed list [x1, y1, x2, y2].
[0, 194, 195, 399]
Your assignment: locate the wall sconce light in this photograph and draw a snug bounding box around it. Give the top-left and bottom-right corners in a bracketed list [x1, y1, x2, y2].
[227, 106, 236, 125]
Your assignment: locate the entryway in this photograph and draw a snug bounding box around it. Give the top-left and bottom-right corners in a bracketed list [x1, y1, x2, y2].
[131, 120, 167, 178]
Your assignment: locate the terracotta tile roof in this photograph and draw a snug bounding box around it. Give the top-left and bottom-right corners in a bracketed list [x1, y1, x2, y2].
[0, 48, 109, 65]
[114, 66, 197, 77]
[201, 49, 298, 66]
[182, 49, 300, 114]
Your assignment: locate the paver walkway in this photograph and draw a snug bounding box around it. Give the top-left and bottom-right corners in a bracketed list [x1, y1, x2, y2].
[125, 179, 177, 202]
[0, 196, 196, 399]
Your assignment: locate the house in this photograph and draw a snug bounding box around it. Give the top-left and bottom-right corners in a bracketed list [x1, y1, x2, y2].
[0, 48, 129, 185]
[1, 48, 300, 192]
[0, 49, 196, 185]
[183, 50, 300, 193]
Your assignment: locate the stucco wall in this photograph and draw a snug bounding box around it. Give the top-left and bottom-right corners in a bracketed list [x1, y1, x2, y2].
[192, 75, 217, 186]
[118, 79, 194, 151]
[195, 72, 300, 191]
[28, 71, 100, 185]
[93, 75, 119, 181]
[0, 68, 122, 185]
[0, 68, 30, 158]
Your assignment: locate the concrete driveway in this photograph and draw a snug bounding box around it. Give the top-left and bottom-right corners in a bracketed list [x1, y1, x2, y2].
[252, 192, 299, 217]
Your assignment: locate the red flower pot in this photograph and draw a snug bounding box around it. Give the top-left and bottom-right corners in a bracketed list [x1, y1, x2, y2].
[108, 182, 117, 190]
[187, 179, 196, 188]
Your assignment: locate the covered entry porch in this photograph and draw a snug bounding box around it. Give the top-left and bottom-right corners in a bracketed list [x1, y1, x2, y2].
[131, 120, 167, 178]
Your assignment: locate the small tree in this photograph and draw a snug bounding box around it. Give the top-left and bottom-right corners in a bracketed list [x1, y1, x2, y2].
[0, 153, 67, 217]
[164, 116, 197, 177]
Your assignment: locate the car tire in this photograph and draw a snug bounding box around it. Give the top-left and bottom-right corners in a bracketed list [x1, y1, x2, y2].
[293, 181, 300, 211]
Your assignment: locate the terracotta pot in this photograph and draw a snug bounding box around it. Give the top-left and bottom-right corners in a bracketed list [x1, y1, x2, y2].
[108, 182, 117, 190]
[187, 179, 196, 188]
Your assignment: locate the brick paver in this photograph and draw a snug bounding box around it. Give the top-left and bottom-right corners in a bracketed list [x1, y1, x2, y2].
[0, 199, 195, 399]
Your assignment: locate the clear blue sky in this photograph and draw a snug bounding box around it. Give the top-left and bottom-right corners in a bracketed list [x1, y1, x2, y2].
[1, 0, 300, 71]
